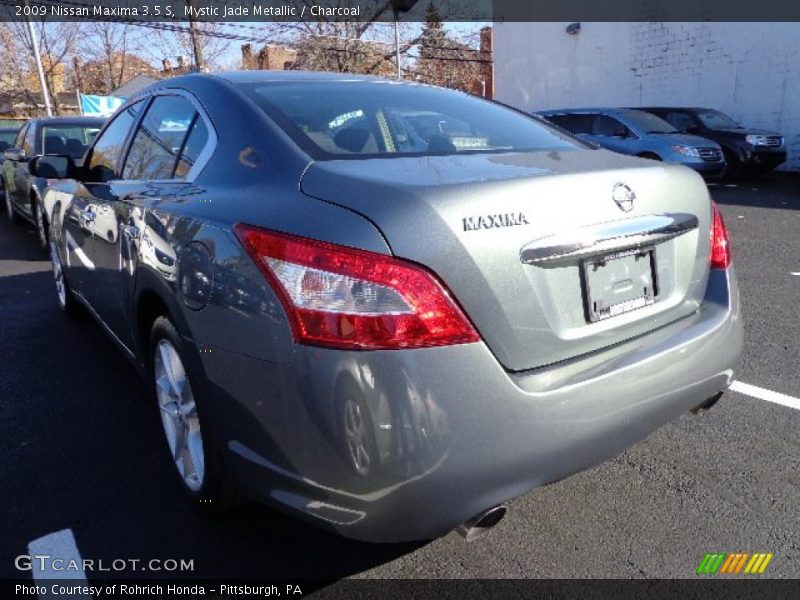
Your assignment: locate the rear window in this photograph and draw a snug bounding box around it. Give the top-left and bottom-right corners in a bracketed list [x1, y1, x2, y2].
[239, 81, 579, 158]
[42, 124, 102, 158]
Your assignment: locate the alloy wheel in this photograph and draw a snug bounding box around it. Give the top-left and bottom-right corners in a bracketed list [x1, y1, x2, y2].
[35, 200, 47, 248]
[154, 339, 205, 492]
[4, 186, 12, 220]
[49, 240, 67, 309]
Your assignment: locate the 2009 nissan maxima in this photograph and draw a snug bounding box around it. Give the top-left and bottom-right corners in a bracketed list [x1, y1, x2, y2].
[36, 71, 743, 542]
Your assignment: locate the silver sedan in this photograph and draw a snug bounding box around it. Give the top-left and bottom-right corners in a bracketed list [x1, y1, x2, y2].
[35, 71, 742, 542]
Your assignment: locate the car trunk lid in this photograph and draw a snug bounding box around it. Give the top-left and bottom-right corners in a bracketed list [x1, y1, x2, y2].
[300, 149, 712, 371]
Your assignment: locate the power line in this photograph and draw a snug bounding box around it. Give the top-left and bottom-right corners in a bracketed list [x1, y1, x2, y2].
[0, 0, 491, 65]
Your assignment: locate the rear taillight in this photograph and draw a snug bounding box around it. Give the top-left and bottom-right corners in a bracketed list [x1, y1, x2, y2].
[710, 202, 732, 269]
[234, 224, 480, 350]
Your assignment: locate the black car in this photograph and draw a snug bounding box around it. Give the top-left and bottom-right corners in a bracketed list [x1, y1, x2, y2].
[3, 116, 105, 248]
[636, 107, 786, 177]
[0, 125, 21, 198]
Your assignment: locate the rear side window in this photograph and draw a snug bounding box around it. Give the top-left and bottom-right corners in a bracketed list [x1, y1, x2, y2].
[86, 101, 143, 182]
[123, 95, 198, 180]
[174, 116, 210, 178]
[240, 81, 579, 158]
[546, 114, 594, 135]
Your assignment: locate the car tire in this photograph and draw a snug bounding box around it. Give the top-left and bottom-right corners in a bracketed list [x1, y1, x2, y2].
[150, 316, 238, 513]
[4, 181, 20, 224]
[721, 149, 744, 181]
[34, 196, 48, 251]
[49, 236, 81, 317]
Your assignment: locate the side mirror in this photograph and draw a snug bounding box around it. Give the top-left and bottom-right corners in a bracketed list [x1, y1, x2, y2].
[3, 147, 26, 162]
[30, 155, 74, 179]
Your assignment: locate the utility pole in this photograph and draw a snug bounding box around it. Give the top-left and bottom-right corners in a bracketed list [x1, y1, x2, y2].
[393, 12, 401, 79]
[25, 7, 53, 116]
[186, 0, 205, 71]
[390, 0, 419, 80]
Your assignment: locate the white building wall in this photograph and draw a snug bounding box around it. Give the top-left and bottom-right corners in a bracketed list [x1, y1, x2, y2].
[494, 22, 800, 170]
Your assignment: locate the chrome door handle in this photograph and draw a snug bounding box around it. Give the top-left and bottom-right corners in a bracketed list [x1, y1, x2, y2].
[520, 213, 699, 265]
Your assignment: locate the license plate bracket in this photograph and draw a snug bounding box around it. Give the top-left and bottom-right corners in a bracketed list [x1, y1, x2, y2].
[582, 247, 657, 322]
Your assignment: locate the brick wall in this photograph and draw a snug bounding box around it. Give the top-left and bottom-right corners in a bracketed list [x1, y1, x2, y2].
[494, 22, 800, 170]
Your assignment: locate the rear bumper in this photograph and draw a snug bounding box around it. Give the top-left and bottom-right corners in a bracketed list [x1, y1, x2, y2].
[200, 269, 742, 542]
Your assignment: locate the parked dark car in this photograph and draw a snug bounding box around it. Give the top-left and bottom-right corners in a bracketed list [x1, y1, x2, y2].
[636, 107, 786, 176]
[3, 116, 105, 248]
[538, 108, 726, 178]
[36, 72, 741, 543]
[0, 125, 21, 199]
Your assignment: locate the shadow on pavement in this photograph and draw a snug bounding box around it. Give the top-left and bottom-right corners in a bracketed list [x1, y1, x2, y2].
[709, 172, 800, 210]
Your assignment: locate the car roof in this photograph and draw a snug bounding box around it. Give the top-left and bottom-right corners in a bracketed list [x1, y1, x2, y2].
[30, 116, 106, 127]
[538, 108, 644, 117]
[130, 71, 455, 108]
[637, 107, 713, 112]
[210, 70, 394, 85]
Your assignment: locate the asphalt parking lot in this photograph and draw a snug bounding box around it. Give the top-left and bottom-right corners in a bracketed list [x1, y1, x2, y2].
[1, 174, 798, 584]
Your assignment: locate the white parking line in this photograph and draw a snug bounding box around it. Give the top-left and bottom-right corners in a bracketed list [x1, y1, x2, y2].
[27, 528, 89, 599]
[730, 381, 800, 411]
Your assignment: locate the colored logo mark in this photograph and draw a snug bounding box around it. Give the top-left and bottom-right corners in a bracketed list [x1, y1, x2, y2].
[696, 552, 773, 574]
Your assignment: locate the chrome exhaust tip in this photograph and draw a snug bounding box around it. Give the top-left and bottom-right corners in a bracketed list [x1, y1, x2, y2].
[455, 505, 507, 542]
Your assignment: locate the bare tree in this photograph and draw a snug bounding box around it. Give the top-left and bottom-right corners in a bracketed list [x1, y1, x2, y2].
[78, 22, 157, 95]
[0, 24, 38, 111]
[2, 20, 84, 115]
[248, 0, 474, 76]
[413, 3, 488, 93]
[140, 22, 232, 72]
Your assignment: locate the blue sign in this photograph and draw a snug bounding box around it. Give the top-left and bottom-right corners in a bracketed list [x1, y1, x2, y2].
[80, 94, 125, 117]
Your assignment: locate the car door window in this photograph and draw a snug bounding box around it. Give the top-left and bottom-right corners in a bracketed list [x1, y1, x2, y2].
[86, 101, 144, 182]
[592, 115, 628, 137]
[123, 95, 197, 180]
[174, 115, 210, 178]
